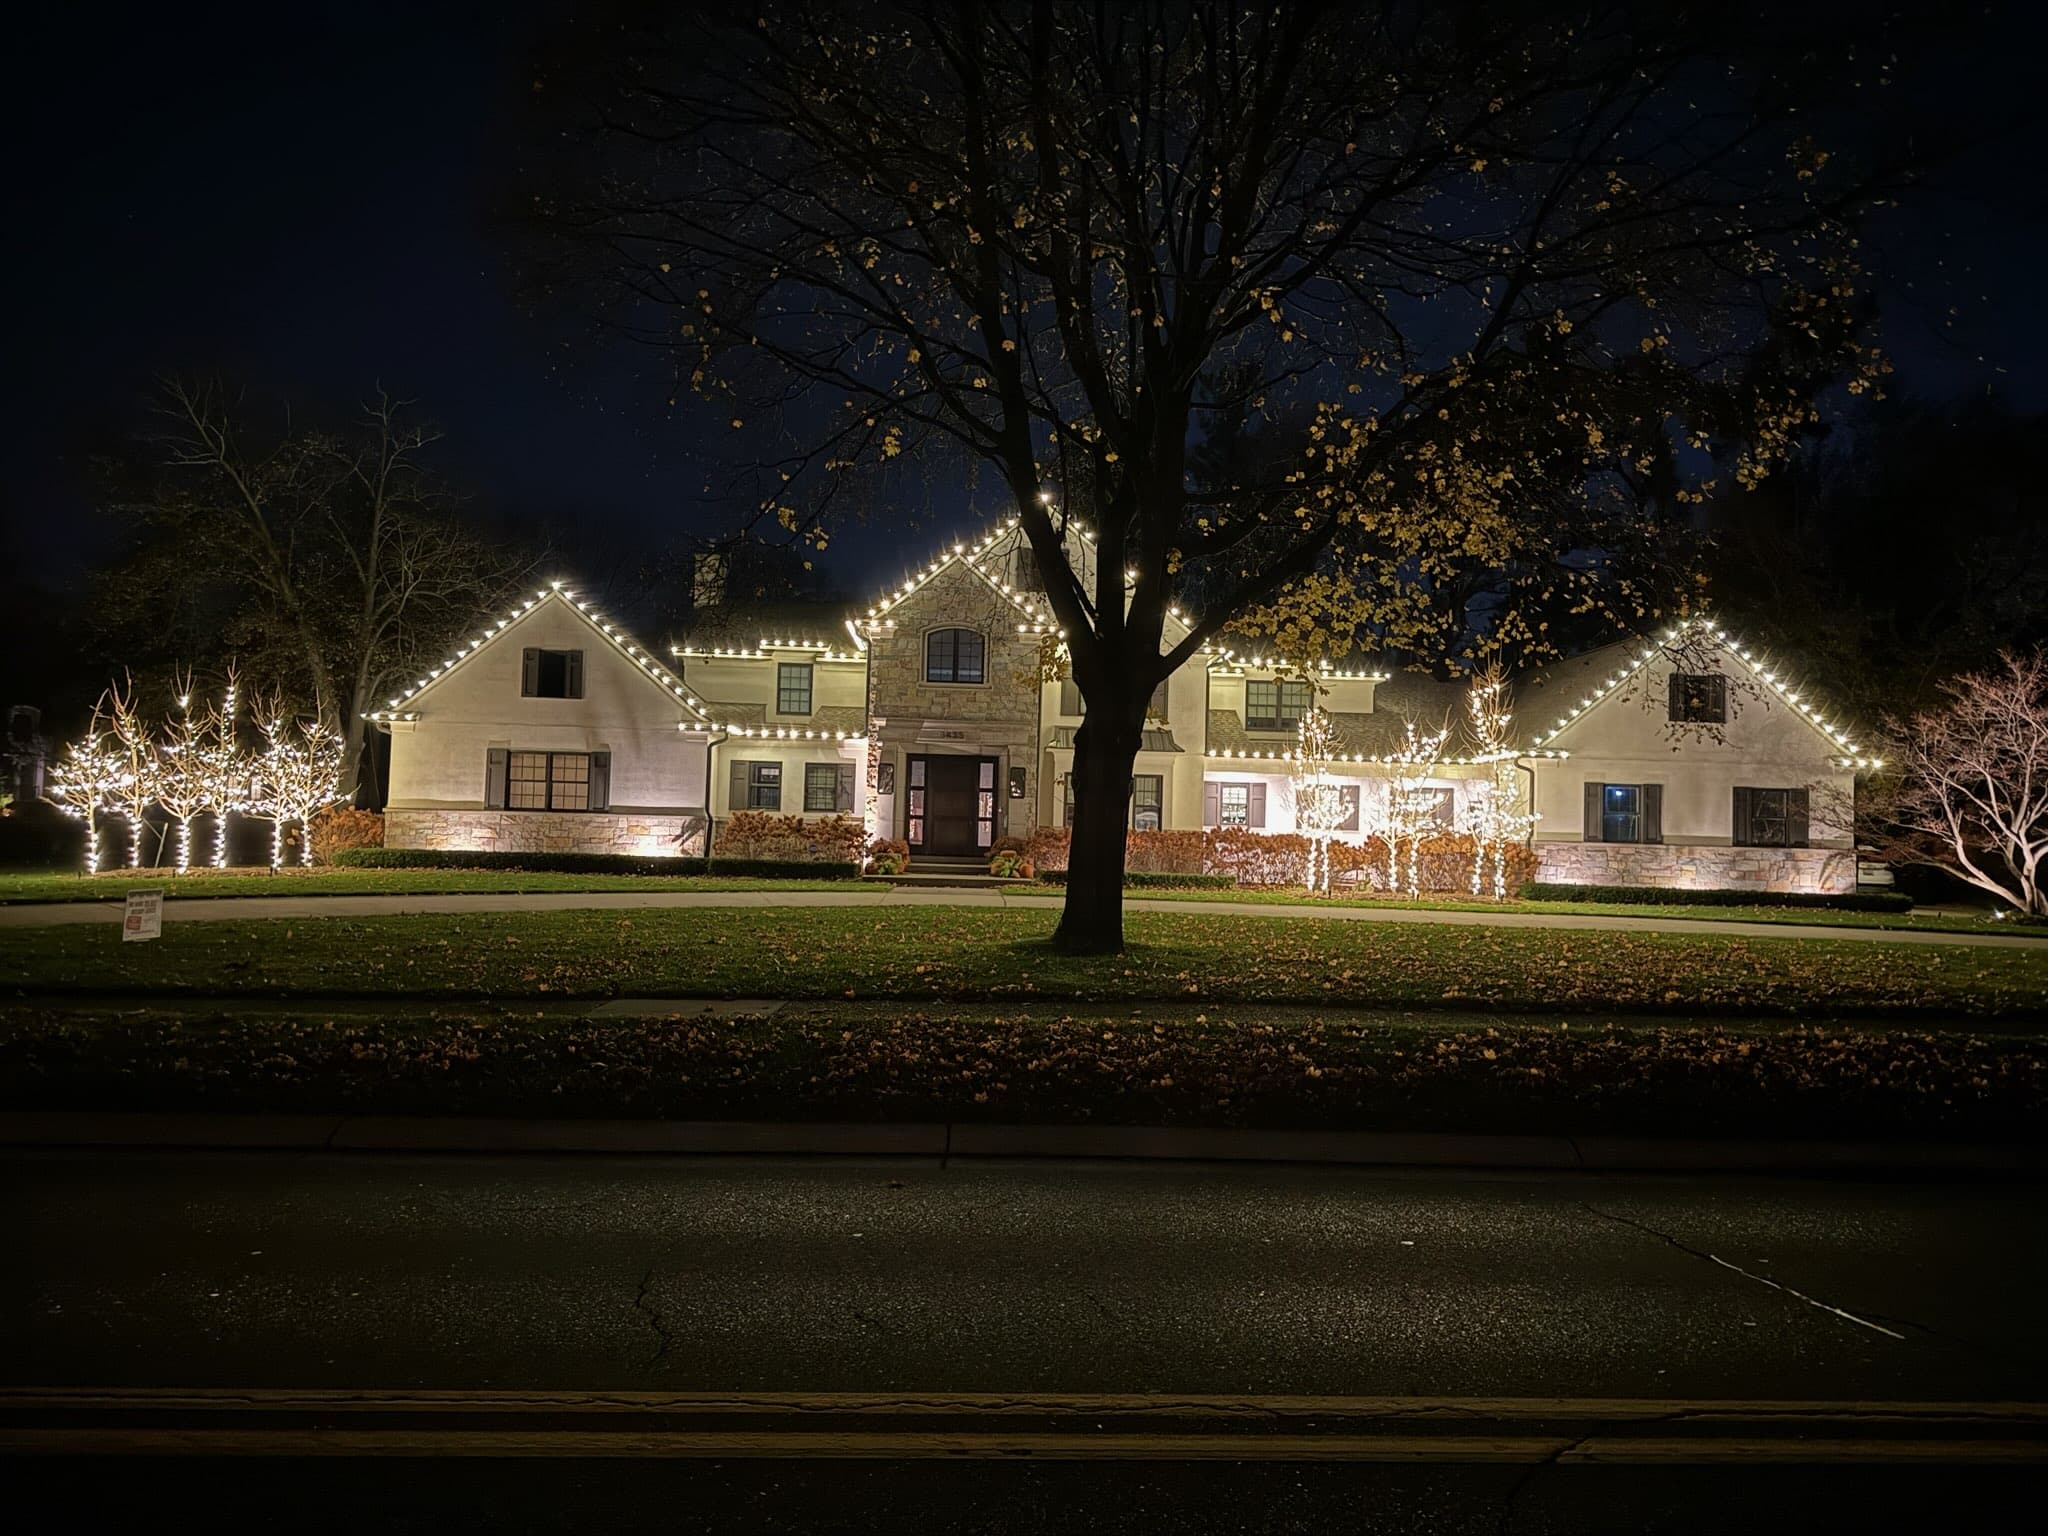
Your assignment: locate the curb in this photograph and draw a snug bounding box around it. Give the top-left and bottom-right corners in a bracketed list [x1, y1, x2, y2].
[1, 1112, 2040, 1175]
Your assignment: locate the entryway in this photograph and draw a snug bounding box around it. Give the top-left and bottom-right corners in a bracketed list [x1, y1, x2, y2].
[905, 754, 999, 856]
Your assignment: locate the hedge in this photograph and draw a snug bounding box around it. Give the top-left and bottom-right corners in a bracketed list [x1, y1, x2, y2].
[1520, 881, 1914, 912]
[330, 847, 862, 879]
[1023, 825, 1538, 893]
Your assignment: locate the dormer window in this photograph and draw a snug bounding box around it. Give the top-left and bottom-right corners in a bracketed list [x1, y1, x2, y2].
[521, 648, 584, 699]
[1245, 679, 1311, 732]
[926, 628, 986, 684]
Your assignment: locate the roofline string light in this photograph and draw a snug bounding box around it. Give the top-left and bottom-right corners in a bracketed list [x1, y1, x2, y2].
[1528, 617, 1881, 764]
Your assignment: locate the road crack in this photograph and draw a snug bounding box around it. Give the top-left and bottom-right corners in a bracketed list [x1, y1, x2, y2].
[631, 1267, 674, 1368]
[1580, 1202, 1911, 1341]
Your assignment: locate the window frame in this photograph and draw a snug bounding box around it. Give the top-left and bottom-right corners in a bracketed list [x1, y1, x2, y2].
[1734, 785, 1808, 848]
[1244, 678, 1312, 732]
[1218, 783, 1251, 827]
[506, 750, 593, 812]
[924, 628, 987, 685]
[1131, 774, 1163, 831]
[803, 762, 840, 813]
[776, 662, 814, 716]
[1600, 783, 1644, 844]
[745, 761, 782, 810]
[521, 647, 584, 700]
[1669, 672, 1728, 724]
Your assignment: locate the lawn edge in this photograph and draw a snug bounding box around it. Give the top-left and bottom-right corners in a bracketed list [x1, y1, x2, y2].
[3, 1110, 2040, 1176]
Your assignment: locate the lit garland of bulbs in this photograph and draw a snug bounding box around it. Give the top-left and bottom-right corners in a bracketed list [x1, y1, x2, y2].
[149, 678, 216, 877]
[1459, 666, 1541, 902]
[249, 710, 351, 868]
[48, 729, 127, 875]
[1290, 706, 1346, 897]
[1378, 720, 1451, 898]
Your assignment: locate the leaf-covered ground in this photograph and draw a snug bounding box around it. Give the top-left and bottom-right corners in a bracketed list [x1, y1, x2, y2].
[0, 870, 878, 904]
[5, 1004, 2041, 1141]
[4, 907, 2044, 1018]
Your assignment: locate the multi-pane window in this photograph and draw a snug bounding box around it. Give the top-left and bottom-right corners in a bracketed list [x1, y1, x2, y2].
[1669, 672, 1727, 723]
[1244, 679, 1312, 731]
[521, 648, 584, 699]
[804, 762, 840, 813]
[746, 762, 782, 809]
[1131, 775, 1163, 831]
[507, 751, 591, 811]
[776, 663, 813, 716]
[1601, 784, 1643, 843]
[925, 628, 986, 684]
[1734, 786, 1808, 847]
[1219, 784, 1251, 827]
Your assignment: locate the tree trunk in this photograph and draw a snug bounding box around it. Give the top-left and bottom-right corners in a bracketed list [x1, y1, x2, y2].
[1053, 712, 1142, 954]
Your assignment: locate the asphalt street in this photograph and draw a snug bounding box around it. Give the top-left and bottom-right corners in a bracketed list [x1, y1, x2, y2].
[4, 1152, 2044, 1531]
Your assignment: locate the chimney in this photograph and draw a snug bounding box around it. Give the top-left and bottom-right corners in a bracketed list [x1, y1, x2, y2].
[692, 550, 729, 610]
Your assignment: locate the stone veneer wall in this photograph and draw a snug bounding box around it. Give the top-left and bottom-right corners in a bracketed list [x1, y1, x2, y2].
[385, 808, 704, 858]
[1535, 842, 1856, 894]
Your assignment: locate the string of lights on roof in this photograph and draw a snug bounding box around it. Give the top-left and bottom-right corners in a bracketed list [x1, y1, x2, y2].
[1204, 647, 1392, 681]
[857, 517, 1061, 633]
[1200, 747, 1570, 766]
[362, 583, 711, 725]
[674, 722, 866, 742]
[670, 641, 864, 662]
[1526, 617, 1880, 765]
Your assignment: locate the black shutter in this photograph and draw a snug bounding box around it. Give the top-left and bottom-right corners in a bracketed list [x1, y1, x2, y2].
[1203, 782, 1220, 827]
[485, 748, 509, 808]
[521, 649, 539, 697]
[1583, 782, 1603, 842]
[1340, 785, 1360, 831]
[1642, 783, 1664, 844]
[1788, 787, 1809, 848]
[1248, 783, 1267, 829]
[565, 651, 584, 699]
[1731, 786, 1753, 847]
[836, 763, 855, 812]
[1667, 672, 1684, 721]
[589, 750, 611, 812]
[728, 759, 749, 814]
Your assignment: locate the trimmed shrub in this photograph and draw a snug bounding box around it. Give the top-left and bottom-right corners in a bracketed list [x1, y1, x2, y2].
[1125, 828, 1207, 874]
[708, 857, 861, 879]
[717, 811, 865, 865]
[1037, 870, 1237, 889]
[1016, 825, 1535, 893]
[867, 837, 910, 876]
[333, 848, 707, 875]
[988, 848, 1031, 878]
[308, 806, 384, 864]
[1024, 825, 1070, 872]
[1520, 881, 1914, 912]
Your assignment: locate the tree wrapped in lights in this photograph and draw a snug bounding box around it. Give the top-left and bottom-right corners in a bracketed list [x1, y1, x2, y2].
[48, 722, 127, 875]
[151, 677, 213, 876]
[1382, 721, 1450, 899]
[198, 668, 249, 870]
[1460, 664, 1541, 901]
[250, 705, 351, 868]
[1290, 705, 1345, 897]
[104, 680, 159, 869]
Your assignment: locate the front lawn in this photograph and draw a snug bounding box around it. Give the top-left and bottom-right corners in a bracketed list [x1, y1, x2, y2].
[0, 868, 885, 904]
[4, 906, 2043, 1018]
[4, 1003, 2041, 1142]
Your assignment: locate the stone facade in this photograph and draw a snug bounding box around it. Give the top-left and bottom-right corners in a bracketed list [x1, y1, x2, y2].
[1535, 842, 1857, 894]
[385, 808, 706, 858]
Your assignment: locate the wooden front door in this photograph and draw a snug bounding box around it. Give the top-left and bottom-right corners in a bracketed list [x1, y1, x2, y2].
[906, 754, 998, 856]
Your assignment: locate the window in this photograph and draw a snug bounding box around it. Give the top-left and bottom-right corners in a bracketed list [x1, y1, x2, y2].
[746, 762, 781, 810]
[1146, 678, 1169, 722]
[1219, 784, 1250, 827]
[1669, 672, 1727, 724]
[1585, 781, 1662, 844]
[1131, 775, 1162, 831]
[804, 762, 840, 813]
[1245, 678, 1311, 731]
[1205, 780, 1267, 829]
[1734, 786, 1808, 848]
[496, 749, 605, 812]
[521, 648, 584, 699]
[776, 663, 813, 716]
[1419, 787, 1455, 828]
[925, 628, 986, 684]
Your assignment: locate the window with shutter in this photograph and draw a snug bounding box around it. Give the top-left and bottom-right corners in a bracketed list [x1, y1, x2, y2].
[522, 649, 584, 699]
[836, 762, 856, 811]
[1247, 782, 1267, 828]
[1734, 786, 1808, 847]
[804, 762, 840, 812]
[1593, 783, 1649, 843]
[745, 762, 782, 810]
[1668, 672, 1727, 723]
[502, 750, 596, 811]
[1130, 775, 1162, 831]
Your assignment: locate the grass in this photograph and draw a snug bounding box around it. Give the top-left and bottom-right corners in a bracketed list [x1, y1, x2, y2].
[1085, 883, 2032, 937]
[5, 1001, 2041, 1142]
[0, 867, 884, 904]
[3, 905, 2043, 1018]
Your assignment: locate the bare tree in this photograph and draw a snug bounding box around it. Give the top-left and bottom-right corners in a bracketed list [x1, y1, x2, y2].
[95, 381, 541, 797]
[1878, 650, 2048, 916]
[526, 0, 1920, 949]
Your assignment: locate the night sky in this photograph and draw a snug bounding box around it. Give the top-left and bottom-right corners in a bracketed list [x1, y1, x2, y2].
[5, 2, 2045, 647]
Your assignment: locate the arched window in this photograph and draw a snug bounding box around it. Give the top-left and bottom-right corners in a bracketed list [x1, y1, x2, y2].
[925, 628, 986, 684]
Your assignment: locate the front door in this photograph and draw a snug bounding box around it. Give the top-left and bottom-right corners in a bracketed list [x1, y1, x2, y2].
[906, 754, 998, 856]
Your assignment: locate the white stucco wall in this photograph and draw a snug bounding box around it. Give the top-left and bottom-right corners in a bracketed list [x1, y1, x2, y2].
[710, 739, 867, 818]
[1525, 646, 1854, 847]
[384, 599, 708, 814]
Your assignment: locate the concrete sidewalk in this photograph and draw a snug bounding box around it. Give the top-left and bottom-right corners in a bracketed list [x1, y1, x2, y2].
[0, 882, 2037, 948]
[3, 1109, 2039, 1175]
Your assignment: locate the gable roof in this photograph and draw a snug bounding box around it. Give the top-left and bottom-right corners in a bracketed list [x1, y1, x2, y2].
[1513, 618, 1878, 764]
[364, 583, 714, 728]
[672, 597, 863, 655]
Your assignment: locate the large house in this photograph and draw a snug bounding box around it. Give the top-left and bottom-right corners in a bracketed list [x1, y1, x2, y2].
[371, 520, 1875, 893]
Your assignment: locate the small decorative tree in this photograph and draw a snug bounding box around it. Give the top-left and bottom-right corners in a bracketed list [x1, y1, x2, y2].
[1880, 649, 2048, 916]
[152, 677, 213, 876]
[104, 680, 158, 869]
[254, 713, 351, 867]
[1461, 664, 1541, 901]
[198, 669, 249, 870]
[1382, 721, 1450, 899]
[48, 723, 127, 875]
[1290, 705, 1344, 896]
